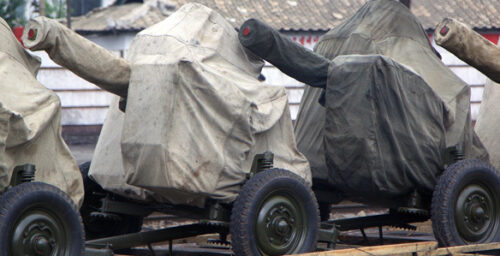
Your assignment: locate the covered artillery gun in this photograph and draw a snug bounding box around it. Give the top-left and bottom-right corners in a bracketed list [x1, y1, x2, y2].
[239, 0, 500, 247]
[436, 17, 500, 245]
[22, 3, 331, 256]
[0, 18, 85, 255]
[434, 17, 500, 170]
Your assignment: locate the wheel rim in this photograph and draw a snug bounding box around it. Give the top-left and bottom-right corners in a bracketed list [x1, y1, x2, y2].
[255, 190, 307, 255]
[455, 182, 500, 243]
[10, 207, 70, 256]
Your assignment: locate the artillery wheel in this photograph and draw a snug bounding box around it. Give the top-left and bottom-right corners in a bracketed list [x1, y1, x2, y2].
[230, 168, 319, 256]
[0, 182, 84, 255]
[79, 161, 143, 239]
[432, 159, 500, 246]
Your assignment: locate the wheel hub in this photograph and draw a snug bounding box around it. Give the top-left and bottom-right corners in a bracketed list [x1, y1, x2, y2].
[267, 206, 294, 241]
[456, 184, 498, 243]
[471, 204, 487, 222]
[256, 194, 307, 255]
[464, 194, 489, 228]
[276, 219, 291, 235]
[10, 210, 69, 256]
[32, 235, 51, 255]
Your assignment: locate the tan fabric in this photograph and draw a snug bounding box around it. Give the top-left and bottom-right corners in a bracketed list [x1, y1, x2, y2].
[86, 3, 310, 206]
[476, 80, 500, 169]
[0, 18, 83, 206]
[87, 97, 154, 202]
[474, 40, 500, 170]
[435, 18, 500, 83]
[22, 17, 131, 97]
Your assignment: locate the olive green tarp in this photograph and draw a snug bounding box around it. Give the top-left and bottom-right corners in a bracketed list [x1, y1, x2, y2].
[24, 4, 310, 207]
[294, 0, 488, 200]
[0, 18, 83, 206]
[323, 54, 447, 199]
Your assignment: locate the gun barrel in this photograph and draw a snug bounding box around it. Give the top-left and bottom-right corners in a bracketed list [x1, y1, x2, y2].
[435, 18, 500, 83]
[22, 17, 130, 97]
[239, 18, 329, 88]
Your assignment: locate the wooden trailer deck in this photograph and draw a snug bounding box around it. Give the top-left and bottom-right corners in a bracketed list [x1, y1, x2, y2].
[297, 241, 500, 256]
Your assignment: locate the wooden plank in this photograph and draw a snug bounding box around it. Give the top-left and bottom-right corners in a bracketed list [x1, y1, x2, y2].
[294, 241, 438, 256]
[432, 242, 500, 255]
[294, 241, 500, 256]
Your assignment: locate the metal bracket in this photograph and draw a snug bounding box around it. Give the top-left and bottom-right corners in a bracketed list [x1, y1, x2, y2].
[444, 143, 465, 168]
[99, 196, 153, 217]
[10, 164, 36, 187]
[85, 222, 229, 252]
[248, 151, 274, 179]
[207, 201, 231, 221]
[318, 223, 339, 249]
[84, 246, 114, 256]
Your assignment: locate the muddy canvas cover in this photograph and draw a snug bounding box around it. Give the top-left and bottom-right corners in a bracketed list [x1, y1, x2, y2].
[294, 0, 488, 199]
[119, 3, 309, 206]
[120, 3, 310, 205]
[0, 18, 83, 206]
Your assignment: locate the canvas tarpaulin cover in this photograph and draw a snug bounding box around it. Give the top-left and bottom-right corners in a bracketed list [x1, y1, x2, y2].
[118, 3, 310, 206]
[24, 4, 310, 206]
[323, 54, 447, 199]
[294, 0, 488, 199]
[476, 80, 500, 170]
[0, 18, 83, 206]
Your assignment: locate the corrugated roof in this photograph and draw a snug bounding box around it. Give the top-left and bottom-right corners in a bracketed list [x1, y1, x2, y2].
[71, 0, 500, 33]
[71, 1, 175, 33]
[412, 0, 500, 31]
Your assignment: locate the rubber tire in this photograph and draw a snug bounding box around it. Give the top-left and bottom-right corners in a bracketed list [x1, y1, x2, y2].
[230, 168, 319, 256]
[0, 182, 85, 255]
[79, 161, 143, 240]
[432, 159, 500, 246]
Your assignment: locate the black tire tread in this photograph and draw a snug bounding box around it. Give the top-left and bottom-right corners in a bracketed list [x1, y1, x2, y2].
[0, 182, 85, 255]
[230, 168, 319, 256]
[431, 159, 500, 246]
